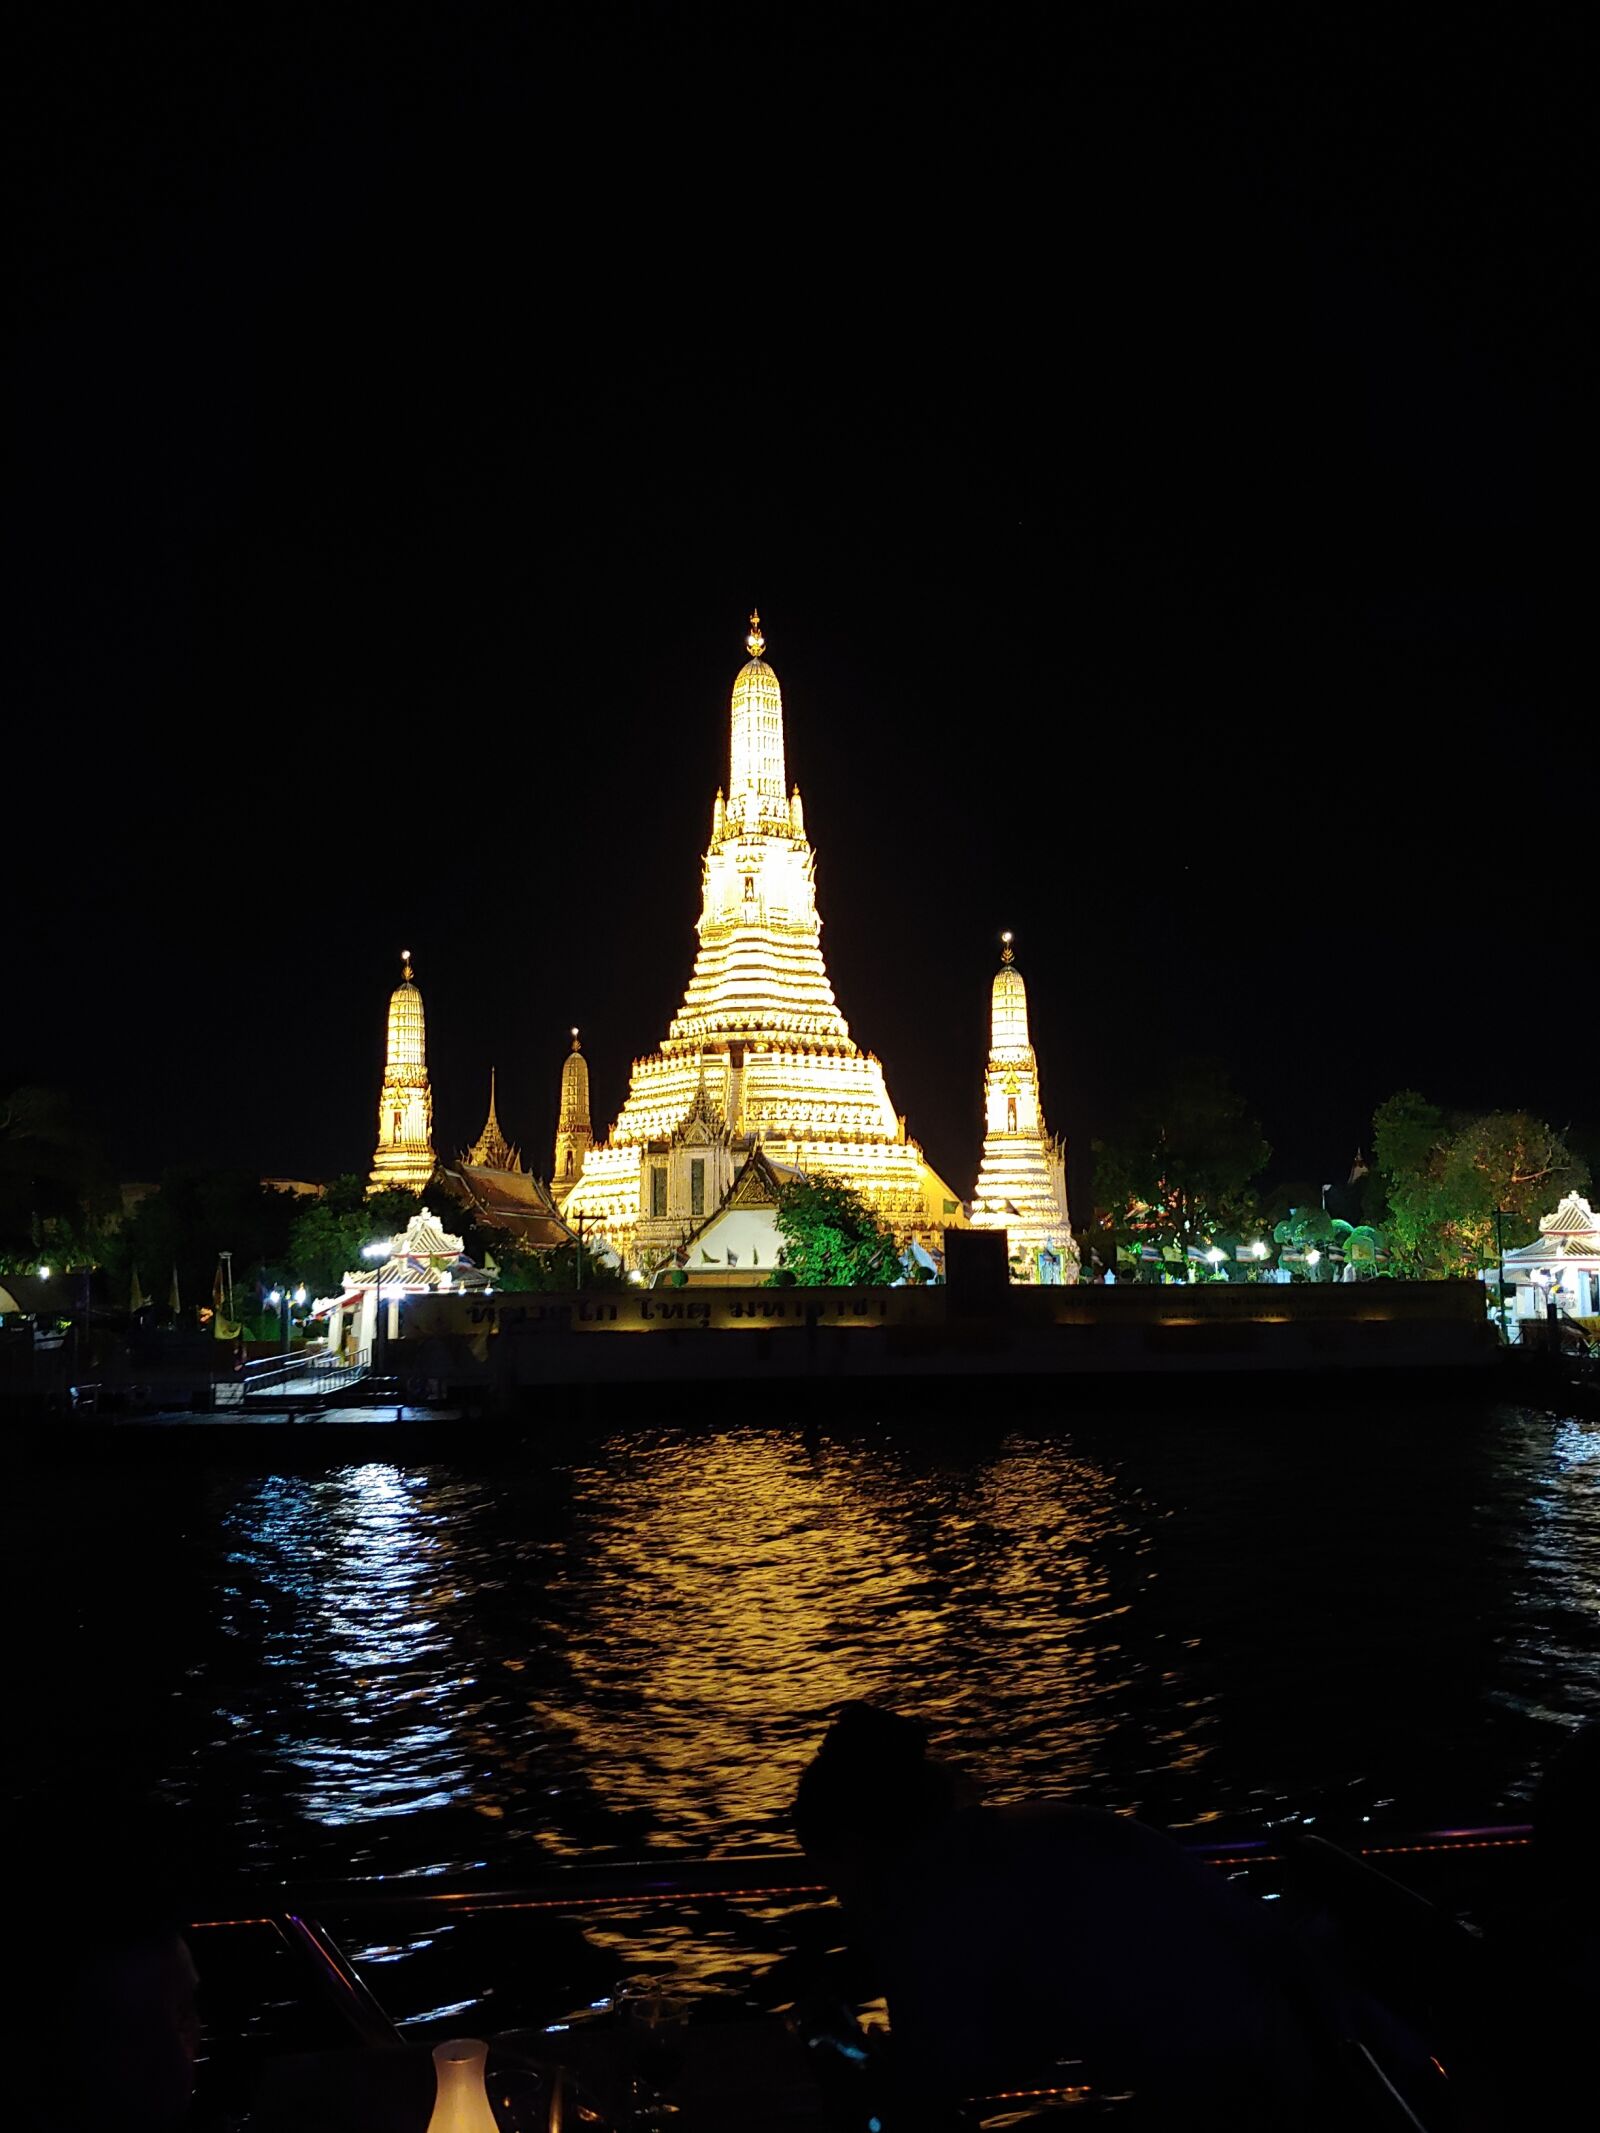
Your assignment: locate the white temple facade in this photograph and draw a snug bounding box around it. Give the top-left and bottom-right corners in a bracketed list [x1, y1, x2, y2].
[368, 951, 437, 1194]
[561, 615, 961, 1263]
[968, 935, 1077, 1282]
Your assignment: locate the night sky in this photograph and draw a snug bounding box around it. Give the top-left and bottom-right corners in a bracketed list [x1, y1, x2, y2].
[10, 8, 1587, 1203]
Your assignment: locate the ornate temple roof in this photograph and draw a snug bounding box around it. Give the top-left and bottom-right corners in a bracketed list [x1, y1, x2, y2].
[435, 1161, 576, 1250]
[461, 1067, 522, 1172]
[1505, 1192, 1600, 1266]
[1540, 1192, 1599, 1239]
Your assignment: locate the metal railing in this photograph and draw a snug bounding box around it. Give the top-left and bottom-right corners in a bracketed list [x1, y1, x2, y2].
[235, 1346, 369, 1402]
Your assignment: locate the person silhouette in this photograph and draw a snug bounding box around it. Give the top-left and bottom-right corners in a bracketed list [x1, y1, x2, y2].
[793, 1702, 1356, 2126]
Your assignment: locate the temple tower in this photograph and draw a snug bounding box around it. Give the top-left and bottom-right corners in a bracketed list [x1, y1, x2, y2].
[561, 615, 959, 1260]
[368, 950, 437, 1194]
[551, 1027, 593, 1208]
[969, 934, 1077, 1281]
[461, 1068, 522, 1173]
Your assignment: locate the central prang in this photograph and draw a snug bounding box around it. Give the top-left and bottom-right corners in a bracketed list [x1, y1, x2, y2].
[558, 617, 958, 1265]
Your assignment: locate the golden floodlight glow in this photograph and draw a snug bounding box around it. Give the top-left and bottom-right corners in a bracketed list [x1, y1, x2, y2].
[560, 616, 961, 1258]
[368, 949, 437, 1195]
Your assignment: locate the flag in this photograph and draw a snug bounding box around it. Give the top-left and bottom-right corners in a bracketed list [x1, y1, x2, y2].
[212, 1262, 227, 1314]
[214, 1315, 242, 1341]
[1348, 1150, 1370, 1184]
[168, 1266, 182, 1314]
[726, 1250, 738, 1266]
[130, 1268, 147, 1313]
[701, 1248, 716, 1264]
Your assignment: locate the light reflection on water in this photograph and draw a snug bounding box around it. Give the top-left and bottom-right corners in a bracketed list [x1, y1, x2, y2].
[221, 1466, 474, 1830]
[8, 1410, 1600, 1886]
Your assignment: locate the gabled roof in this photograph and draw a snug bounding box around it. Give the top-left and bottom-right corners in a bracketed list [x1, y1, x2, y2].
[665, 1144, 804, 1271]
[671, 1078, 731, 1147]
[435, 1161, 576, 1250]
[1505, 1191, 1600, 1266]
[1539, 1193, 1599, 1240]
[723, 1142, 792, 1209]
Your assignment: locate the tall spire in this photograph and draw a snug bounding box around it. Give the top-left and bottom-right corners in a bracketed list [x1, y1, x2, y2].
[970, 935, 1076, 1281]
[728, 610, 786, 827]
[368, 950, 436, 1194]
[551, 1026, 593, 1208]
[461, 1066, 522, 1172]
[991, 932, 1031, 1051]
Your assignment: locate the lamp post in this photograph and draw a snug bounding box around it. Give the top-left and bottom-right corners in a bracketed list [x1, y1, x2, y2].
[266, 1284, 307, 1365]
[363, 1240, 393, 1374]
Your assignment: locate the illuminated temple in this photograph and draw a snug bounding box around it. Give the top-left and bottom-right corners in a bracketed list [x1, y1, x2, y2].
[562, 615, 960, 1262]
[969, 935, 1077, 1281]
[367, 951, 437, 1194]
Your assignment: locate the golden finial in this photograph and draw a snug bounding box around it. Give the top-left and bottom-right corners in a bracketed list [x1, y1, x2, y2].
[1000, 930, 1015, 966]
[570, 1026, 581, 1051]
[401, 948, 414, 981]
[745, 609, 765, 659]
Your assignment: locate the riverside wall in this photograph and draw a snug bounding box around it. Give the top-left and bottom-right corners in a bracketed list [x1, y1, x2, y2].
[397, 1280, 1495, 1394]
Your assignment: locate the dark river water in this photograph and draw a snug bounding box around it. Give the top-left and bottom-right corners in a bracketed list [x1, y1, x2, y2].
[13, 1403, 1599, 1903]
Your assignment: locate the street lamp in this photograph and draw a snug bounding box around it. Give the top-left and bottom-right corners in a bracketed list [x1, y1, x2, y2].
[266, 1284, 307, 1362]
[1306, 1248, 1322, 1279]
[1206, 1246, 1226, 1280]
[37, 1265, 52, 1282]
[363, 1240, 393, 1374]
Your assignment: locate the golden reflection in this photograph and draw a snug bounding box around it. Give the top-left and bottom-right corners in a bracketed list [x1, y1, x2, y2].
[528, 1433, 944, 1855]
[525, 1431, 1213, 1857]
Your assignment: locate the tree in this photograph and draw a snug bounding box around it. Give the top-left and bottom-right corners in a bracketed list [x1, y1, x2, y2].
[0, 1085, 112, 1260]
[484, 1240, 627, 1292]
[1372, 1090, 1590, 1277]
[1090, 1061, 1270, 1271]
[768, 1175, 901, 1286]
[104, 1168, 301, 1315]
[286, 1177, 425, 1299]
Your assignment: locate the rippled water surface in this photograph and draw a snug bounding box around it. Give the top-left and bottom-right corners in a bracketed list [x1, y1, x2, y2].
[11, 1407, 1600, 1886]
